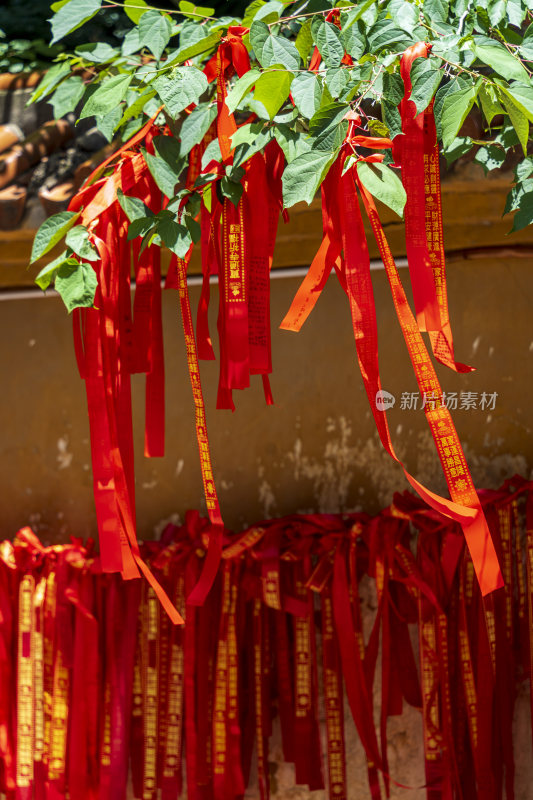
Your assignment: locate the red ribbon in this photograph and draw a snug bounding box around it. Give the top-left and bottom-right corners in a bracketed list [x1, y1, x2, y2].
[396, 42, 472, 373]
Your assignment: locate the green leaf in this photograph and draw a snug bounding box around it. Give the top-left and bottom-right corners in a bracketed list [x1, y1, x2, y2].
[185, 214, 201, 242]
[253, 0, 283, 23]
[251, 22, 300, 69]
[501, 93, 529, 155]
[201, 138, 222, 171]
[30, 211, 80, 264]
[383, 71, 404, 106]
[124, 0, 150, 23]
[118, 87, 157, 129]
[507, 0, 526, 27]
[521, 23, 533, 60]
[389, 0, 418, 33]
[431, 33, 461, 64]
[263, 33, 300, 70]
[117, 189, 153, 222]
[326, 67, 350, 99]
[121, 117, 146, 141]
[474, 5, 491, 33]
[494, 122, 519, 149]
[153, 134, 182, 166]
[273, 125, 311, 163]
[368, 119, 390, 137]
[179, 18, 209, 47]
[515, 157, 533, 181]
[95, 106, 122, 141]
[282, 150, 337, 207]
[291, 72, 322, 118]
[138, 11, 173, 61]
[157, 218, 192, 257]
[127, 217, 155, 240]
[166, 31, 221, 67]
[153, 67, 208, 119]
[35, 251, 75, 290]
[443, 135, 472, 165]
[473, 143, 506, 172]
[79, 74, 132, 120]
[510, 191, 533, 231]
[50, 75, 85, 119]
[232, 127, 272, 168]
[65, 226, 99, 261]
[220, 176, 244, 205]
[504, 177, 533, 213]
[50, 0, 102, 44]
[309, 102, 349, 150]
[477, 83, 504, 125]
[122, 27, 143, 56]
[295, 19, 314, 63]
[243, 0, 267, 26]
[356, 161, 407, 218]
[253, 69, 293, 119]
[423, 0, 449, 24]
[473, 39, 529, 83]
[143, 148, 184, 198]
[249, 20, 270, 61]
[382, 99, 403, 138]
[50, 2, 71, 16]
[226, 69, 260, 114]
[433, 76, 468, 140]
[341, 21, 366, 61]
[179, 0, 214, 19]
[55, 260, 98, 313]
[75, 42, 119, 62]
[500, 81, 533, 123]
[312, 18, 345, 68]
[351, 0, 379, 24]
[441, 82, 479, 149]
[487, 0, 506, 26]
[230, 122, 264, 149]
[367, 19, 413, 53]
[30, 62, 71, 104]
[409, 59, 442, 115]
[179, 103, 217, 155]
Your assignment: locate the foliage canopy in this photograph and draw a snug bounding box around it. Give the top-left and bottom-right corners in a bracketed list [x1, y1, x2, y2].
[31, 0, 533, 309]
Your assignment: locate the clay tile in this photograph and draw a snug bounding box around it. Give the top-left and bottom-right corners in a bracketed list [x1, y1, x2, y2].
[38, 181, 75, 216]
[0, 71, 42, 91]
[0, 119, 74, 191]
[0, 124, 24, 156]
[0, 184, 27, 230]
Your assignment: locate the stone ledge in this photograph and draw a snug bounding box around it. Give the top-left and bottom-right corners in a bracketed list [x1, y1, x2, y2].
[1, 165, 532, 290]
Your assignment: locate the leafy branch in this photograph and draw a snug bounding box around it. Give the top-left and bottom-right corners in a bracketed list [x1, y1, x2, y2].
[28, 0, 533, 311]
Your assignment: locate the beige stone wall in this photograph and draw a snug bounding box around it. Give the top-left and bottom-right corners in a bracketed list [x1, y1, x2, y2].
[0, 254, 530, 540]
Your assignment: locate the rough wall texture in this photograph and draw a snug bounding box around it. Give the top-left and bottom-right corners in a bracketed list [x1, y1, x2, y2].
[0, 255, 530, 539]
[0, 254, 532, 797]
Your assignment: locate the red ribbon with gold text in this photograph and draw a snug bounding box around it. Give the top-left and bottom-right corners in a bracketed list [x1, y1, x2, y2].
[396, 42, 472, 373]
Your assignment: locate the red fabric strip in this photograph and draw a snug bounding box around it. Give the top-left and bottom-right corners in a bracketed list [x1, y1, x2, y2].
[335, 157, 502, 596]
[397, 42, 472, 373]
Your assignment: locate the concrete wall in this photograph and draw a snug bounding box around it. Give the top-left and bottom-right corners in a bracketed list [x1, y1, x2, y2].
[0, 253, 530, 543]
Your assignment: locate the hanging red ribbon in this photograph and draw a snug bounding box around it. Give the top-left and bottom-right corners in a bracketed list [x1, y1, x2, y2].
[396, 42, 472, 373]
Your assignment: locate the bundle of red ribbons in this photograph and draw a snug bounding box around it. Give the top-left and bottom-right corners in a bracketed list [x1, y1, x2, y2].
[67, 37, 503, 613]
[2, 477, 532, 800]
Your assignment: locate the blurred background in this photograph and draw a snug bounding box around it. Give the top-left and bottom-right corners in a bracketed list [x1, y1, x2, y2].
[0, 0, 247, 74]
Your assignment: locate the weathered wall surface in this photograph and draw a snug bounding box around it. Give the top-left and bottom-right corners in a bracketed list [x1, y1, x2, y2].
[0, 251, 532, 798]
[0, 254, 531, 541]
